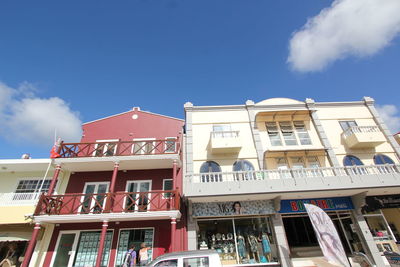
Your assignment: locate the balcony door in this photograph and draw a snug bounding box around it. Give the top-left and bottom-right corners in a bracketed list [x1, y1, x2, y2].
[125, 180, 152, 212]
[81, 182, 109, 214]
[93, 139, 119, 157]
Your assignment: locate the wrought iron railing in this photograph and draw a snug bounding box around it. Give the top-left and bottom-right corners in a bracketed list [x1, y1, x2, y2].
[187, 164, 400, 183]
[57, 139, 179, 158]
[342, 126, 381, 138]
[34, 190, 180, 216]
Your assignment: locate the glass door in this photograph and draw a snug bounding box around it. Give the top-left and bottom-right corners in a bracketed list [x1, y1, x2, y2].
[52, 232, 79, 267]
[125, 181, 152, 212]
[81, 182, 109, 214]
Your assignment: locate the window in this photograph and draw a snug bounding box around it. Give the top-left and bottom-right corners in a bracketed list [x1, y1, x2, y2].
[94, 139, 119, 157]
[266, 122, 282, 146]
[125, 181, 151, 212]
[233, 160, 255, 180]
[290, 157, 305, 169]
[374, 154, 395, 165]
[155, 259, 178, 267]
[200, 161, 222, 182]
[279, 121, 298, 146]
[213, 124, 235, 138]
[165, 138, 176, 153]
[343, 155, 364, 166]
[339, 121, 357, 131]
[15, 179, 51, 195]
[307, 156, 320, 168]
[81, 182, 109, 214]
[183, 257, 209, 267]
[266, 121, 312, 146]
[294, 121, 312, 145]
[163, 179, 173, 198]
[133, 138, 155, 155]
[73, 231, 113, 267]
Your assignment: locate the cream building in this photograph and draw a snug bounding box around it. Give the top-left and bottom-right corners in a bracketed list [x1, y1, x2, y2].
[184, 97, 400, 267]
[0, 159, 70, 267]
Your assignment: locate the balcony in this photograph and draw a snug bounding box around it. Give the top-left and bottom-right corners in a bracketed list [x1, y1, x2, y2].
[53, 140, 181, 171]
[0, 192, 41, 207]
[33, 190, 181, 223]
[184, 164, 400, 197]
[342, 126, 386, 149]
[210, 131, 241, 153]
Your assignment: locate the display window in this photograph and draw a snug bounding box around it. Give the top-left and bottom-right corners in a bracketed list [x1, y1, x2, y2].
[197, 217, 278, 265]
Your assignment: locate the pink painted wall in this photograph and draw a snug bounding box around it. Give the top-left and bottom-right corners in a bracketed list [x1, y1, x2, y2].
[81, 109, 184, 143]
[42, 220, 186, 267]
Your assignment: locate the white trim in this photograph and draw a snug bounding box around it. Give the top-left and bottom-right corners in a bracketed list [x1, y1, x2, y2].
[162, 179, 173, 199]
[132, 138, 156, 155]
[34, 210, 181, 223]
[93, 139, 119, 157]
[114, 227, 155, 265]
[165, 137, 177, 154]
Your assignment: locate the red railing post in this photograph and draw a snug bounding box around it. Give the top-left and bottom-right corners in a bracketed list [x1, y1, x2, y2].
[21, 223, 41, 267]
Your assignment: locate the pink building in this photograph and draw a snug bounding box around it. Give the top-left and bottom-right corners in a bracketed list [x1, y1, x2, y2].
[23, 108, 186, 267]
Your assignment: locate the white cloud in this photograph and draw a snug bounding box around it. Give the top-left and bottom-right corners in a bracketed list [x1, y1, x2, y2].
[376, 105, 400, 134]
[0, 82, 82, 146]
[288, 0, 400, 72]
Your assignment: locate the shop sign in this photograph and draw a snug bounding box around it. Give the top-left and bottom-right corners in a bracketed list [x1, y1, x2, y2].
[364, 195, 400, 211]
[192, 200, 274, 217]
[280, 197, 353, 213]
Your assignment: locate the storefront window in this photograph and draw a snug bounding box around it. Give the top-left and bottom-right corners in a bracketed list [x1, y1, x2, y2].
[73, 231, 113, 267]
[197, 217, 277, 265]
[115, 228, 154, 267]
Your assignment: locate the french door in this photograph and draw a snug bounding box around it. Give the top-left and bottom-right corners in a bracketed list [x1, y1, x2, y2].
[80, 182, 109, 214]
[51, 231, 79, 267]
[125, 180, 152, 212]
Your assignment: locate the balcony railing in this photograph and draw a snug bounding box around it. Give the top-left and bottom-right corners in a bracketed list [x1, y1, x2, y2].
[0, 192, 41, 206]
[342, 126, 381, 138]
[57, 139, 179, 158]
[188, 164, 400, 183]
[34, 190, 180, 216]
[210, 131, 240, 138]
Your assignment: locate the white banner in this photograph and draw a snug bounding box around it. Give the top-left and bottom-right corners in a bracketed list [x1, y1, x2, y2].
[304, 203, 350, 267]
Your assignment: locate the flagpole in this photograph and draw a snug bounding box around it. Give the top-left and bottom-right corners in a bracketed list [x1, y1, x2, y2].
[37, 129, 57, 196]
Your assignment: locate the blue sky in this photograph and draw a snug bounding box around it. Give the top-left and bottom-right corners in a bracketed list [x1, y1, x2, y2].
[0, 0, 399, 159]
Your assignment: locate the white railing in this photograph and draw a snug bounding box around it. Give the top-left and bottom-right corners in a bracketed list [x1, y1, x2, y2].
[211, 131, 240, 138]
[342, 126, 381, 138]
[0, 192, 42, 206]
[188, 164, 400, 183]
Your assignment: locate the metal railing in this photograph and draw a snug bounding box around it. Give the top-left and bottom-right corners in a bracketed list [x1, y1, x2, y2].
[342, 126, 381, 138]
[210, 131, 240, 138]
[0, 192, 41, 206]
[57, 139, 180, 158]
[34, 190, 180, 216]
[187, 164, 400, 183]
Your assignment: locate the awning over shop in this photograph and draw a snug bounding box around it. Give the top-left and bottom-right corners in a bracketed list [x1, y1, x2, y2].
[0, 231, 31, 242]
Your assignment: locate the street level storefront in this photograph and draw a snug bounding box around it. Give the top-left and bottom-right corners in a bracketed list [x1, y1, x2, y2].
[192, 199, 280, 266]
[279, 197, 365, 258]
[41, 220, 186, 267]
[362, 194, 400, 253]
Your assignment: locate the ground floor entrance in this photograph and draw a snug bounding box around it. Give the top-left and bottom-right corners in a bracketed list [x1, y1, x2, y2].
[40, 219, 186, 267]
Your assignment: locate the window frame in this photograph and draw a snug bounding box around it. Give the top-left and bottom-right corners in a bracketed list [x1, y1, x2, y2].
[374, 154, 395, 165]
[339, 120, 358, 131]
[164, 137, 177, 153]
[14, 178, 52, 195]
[93, 139, 119, 157]
[266, 121, 312, 147]
[162, 178, 174, 199]
[132, 138, 156, 155]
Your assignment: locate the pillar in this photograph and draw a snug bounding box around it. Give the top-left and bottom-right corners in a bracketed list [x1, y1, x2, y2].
[245, 100, 265, 169]
[109, 162, 119, 193]
[95, 221, 109, 267]
[47, 164, 62, 195]
[21, 223, 41, 267]
[170, 218, 177, 252]
[172, 160, 177, 190]
[271, 214, 293, 267]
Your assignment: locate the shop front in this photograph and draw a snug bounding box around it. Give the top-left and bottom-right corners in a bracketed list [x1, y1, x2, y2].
[192, 199, 280, 266]
[362, 194, 400, 253]
[279, 197, 364, 258]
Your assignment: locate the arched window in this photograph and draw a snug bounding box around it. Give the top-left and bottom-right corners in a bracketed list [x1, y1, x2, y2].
[233, 160, 255, 172]
[200, 161, 221, 173]
[343, 155, 364, 166]
[374, 154, 395, 165]
[233, 160, 255, 180]
[200, 161, 221, 182]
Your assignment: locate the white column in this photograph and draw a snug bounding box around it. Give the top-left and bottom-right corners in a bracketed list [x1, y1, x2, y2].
[271, 214, 293, 267]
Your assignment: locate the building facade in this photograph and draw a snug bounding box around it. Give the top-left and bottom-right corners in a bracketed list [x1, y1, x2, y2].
[0, 159, 63, 267]
[184, 97, 400, 267]
[22, 107, 186, 267]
